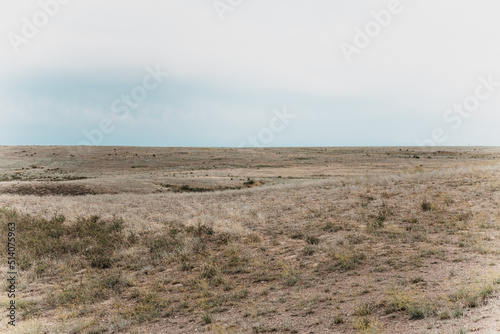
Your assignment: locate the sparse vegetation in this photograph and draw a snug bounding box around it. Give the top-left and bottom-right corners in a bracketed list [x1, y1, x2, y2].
[306, 235, 320, 245]
[421, 199, 432, 211]
[0, 146, 499, 333]
[408, 305, 425, 320]
[202, 313, 213, 325]
[354, 303, 373, 316]
[333, 315, 344, 324]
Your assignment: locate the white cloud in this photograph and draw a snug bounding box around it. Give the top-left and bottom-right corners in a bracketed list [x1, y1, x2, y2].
[1, 0, 500, 145]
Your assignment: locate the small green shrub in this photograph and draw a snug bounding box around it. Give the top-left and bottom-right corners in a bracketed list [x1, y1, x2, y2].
[146, 235, 179, 258]
[18, 299, 40, 319]
[408, 306, 425, 320]
[323, 221, 342, 232]
[333, 315, 343, 324]
[410, 276, 424, 284]
[454, 308, 464, 318]
[329, 249, 365, 271]
[354, 303, 372, 316]
[202, 313, 212, 325]
[421, 200, 432, 211]
[302, 245, 315, 256]
[306, 235, 320, 245]
[439, 310, 451, 320]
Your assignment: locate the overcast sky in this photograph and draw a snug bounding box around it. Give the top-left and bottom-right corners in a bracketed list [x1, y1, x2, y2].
[1, 0, 500, 147]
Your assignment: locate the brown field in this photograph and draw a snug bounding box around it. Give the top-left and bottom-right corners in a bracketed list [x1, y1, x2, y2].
[1, 146, 500, 334]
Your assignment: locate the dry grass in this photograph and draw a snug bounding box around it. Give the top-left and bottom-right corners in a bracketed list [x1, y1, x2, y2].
[0, 146, 499, 333]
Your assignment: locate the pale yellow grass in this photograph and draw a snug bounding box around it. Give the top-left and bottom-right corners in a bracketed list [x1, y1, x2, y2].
[1, 154, 499, 333]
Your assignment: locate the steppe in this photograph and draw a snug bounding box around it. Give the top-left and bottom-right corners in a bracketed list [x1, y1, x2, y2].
[0, 146, 499, 333]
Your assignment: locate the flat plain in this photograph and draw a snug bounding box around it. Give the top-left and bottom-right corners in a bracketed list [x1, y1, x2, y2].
[0, 146, 499, 334]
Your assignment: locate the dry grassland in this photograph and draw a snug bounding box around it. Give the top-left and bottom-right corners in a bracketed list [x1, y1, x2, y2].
[0, 146, 499, 333]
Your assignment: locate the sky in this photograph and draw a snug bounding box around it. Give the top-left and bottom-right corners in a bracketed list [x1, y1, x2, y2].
[1, 0, 500, 147]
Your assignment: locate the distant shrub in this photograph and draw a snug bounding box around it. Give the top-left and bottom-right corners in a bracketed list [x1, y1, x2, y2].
[408, 306, 425, 320]
[244, 178, 255, 186]
[302, 245, 315, 256]
[385, 292, 411, 313]
[306, 235, 320, 245]
[354, 303, 372, 316]
[323, 221, 342, 232]
[457, 211, 473, 222]
[328, 249, 365, 271]
[421, 200, 432, 211]
[202, 313, 212, 325]
[290, 231, 303, 239]
[333, 315, 344, 324]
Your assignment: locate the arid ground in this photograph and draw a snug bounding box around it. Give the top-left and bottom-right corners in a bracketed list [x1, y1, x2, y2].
[0, 146, 499, 334]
